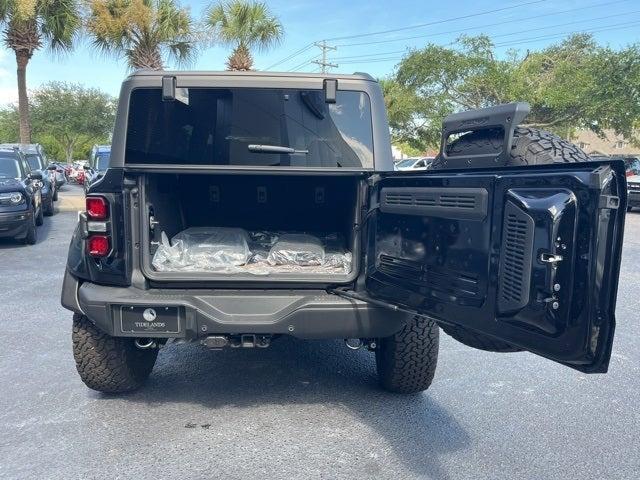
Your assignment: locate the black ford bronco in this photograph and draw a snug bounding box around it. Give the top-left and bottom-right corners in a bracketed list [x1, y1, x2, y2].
[61, 71, 626, 394]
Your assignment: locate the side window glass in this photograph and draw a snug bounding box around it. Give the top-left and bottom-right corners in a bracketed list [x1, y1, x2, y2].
[21, 157, 30, 175]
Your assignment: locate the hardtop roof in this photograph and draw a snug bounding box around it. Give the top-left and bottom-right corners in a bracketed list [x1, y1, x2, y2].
[126, 70, 376, 82]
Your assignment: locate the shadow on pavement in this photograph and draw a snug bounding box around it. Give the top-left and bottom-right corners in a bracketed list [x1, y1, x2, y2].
[102, 337, 470, 478]
[0, 213, 56, 249]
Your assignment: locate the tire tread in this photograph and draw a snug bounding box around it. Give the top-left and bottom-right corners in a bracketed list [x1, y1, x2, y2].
[376, 315, 439, 394]
[72, 314, 157, 393]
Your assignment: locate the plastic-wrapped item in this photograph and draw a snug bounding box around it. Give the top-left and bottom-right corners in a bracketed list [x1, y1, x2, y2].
[267, 233, 325, 266]
[152, 227, 251, 272]
[152, 228, 352, 275]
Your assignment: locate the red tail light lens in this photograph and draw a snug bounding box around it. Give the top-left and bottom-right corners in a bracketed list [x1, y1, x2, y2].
[86, 196, 109, 219]
[87, 235, 110, 257]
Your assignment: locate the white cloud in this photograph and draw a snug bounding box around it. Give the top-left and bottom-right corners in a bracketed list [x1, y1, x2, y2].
[0, 86, 18, 105]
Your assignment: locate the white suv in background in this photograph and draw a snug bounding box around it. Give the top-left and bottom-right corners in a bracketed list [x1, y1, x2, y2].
[394, 157, 433, 171]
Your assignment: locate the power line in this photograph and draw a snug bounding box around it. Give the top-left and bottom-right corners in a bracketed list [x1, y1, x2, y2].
[332, 50, 408, 61]
[335, 0, 635, 47]
[335, 20, 640, 65]
[329, 10, 640, 62]
[264, 0, 630, 71]
[493, 19, 640, 47]
[290, 53, 322, 72]
[312, 41, 338, 73]
[263, 43, 315, 70]
[323, 0, 551, 41]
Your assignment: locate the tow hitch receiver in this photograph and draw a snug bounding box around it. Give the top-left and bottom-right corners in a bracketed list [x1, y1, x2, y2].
[202, 334, 272, 349]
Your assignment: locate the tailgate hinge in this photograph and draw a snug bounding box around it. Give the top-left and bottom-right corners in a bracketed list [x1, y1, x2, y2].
[598, 195, 620, 210]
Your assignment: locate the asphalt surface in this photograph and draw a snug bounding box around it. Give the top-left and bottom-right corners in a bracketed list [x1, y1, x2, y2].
[1, 184, 639, 479]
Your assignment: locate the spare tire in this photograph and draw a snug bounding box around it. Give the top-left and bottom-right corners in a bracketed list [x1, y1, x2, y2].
[433, 126, 588, 352]
[432, 126, 589, 169]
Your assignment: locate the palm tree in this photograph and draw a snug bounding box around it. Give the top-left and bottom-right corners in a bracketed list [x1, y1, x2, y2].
[0, 0, 81, 143]
[206, 0, 283, 71]
[86, 0, 195, 70]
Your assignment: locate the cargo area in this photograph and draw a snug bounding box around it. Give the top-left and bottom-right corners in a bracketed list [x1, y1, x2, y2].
[141, 173, 363, 282]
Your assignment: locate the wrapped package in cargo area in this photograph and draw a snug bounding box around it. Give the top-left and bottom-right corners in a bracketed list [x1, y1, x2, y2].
[152, 228, 352, 275]
[142, 172, 361, 282]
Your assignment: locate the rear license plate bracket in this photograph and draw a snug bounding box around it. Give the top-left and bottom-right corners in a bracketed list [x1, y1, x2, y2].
[120, 306, 180, 334]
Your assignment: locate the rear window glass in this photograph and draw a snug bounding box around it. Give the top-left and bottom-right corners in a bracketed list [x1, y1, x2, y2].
[125, 87, 373, 168]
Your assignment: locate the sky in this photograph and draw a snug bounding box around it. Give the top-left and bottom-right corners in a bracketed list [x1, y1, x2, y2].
[0, 0, 638, 103]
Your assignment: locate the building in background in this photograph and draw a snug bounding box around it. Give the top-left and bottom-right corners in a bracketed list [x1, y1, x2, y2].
[572, 129, 640, 157]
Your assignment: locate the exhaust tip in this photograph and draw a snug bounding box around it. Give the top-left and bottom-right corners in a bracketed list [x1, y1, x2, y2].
[345, 338, 363, 350]
[134, 338, 156, 349]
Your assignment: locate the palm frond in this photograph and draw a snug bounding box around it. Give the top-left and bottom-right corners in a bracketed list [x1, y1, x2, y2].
[39, 0, 82, 51]
[87, 0, 196, 70]
[204, 0, 283, 64]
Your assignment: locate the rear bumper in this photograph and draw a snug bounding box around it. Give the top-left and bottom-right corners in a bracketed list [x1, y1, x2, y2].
[61, 270, 409, 340]
[0, 210, 31, 238]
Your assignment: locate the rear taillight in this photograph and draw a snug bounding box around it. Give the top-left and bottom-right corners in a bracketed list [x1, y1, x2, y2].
[85, 196, 111, 257]
[86, 196, 109, 219]
[87, 235, 110, 257]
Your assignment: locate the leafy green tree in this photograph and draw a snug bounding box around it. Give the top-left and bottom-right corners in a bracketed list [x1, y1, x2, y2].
[86, 0, 195, 70]
[0, 0, 81, 142]
[206, 0, 283, 71]
[28, 82, 116, 162]
[0, 107, 19, 142]
[387, 34, 640, 150]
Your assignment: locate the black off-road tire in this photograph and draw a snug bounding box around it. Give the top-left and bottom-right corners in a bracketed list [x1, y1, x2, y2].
[44, 198, 54, 217]
[35, 203, 44, 225]
[376, 315, 439, 394]
[72, 314, 158, 393]
[432, 126, 588, 352]
[23, 213, 37, 245]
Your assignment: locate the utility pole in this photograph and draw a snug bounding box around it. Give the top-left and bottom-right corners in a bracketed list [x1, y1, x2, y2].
[312, 40, 338, 73]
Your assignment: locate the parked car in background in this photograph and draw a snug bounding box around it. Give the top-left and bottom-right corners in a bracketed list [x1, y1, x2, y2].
[590, 155, 640, 177]
[0, 143, 56, 216]
[69, 162, 86, 185]
[627, 174, 640, 211]
[48, 162, 67, 188]
[84, 145, 111, 194]
[394, 157, 434, 171]
[0, 146, 44, 244]
[61, 163, 73, 177]
[624, 157, 640, 176]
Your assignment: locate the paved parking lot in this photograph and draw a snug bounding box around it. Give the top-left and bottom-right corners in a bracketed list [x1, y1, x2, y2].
[1, 186, 639, 479]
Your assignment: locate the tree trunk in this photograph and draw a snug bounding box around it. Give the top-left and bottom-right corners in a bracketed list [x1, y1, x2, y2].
[15, 51, 31, 143]
[64, 136, 76, 163]
[226, 44, 253, 71]
[131, 46, 163, 70]
[66, 143, 74, 163]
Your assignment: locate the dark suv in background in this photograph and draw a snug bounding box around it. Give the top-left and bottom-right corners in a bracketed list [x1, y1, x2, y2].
[0, 143, 57, 216]
[0, 146, 44, 244]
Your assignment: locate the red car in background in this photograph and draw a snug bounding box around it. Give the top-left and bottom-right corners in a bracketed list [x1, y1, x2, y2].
[590, 155, 640, 177]
[68, 162, 87, 185]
